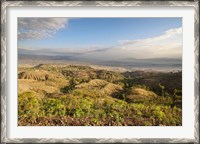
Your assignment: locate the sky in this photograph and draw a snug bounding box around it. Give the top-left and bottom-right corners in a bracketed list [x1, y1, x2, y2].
[18, 18, 182, 59]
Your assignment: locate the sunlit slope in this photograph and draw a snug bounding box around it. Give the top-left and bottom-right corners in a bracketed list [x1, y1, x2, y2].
[18, 64, 182, 126]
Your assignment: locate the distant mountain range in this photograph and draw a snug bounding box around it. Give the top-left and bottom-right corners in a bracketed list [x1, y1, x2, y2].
[18, 48, 182, 71]
[19, 48, 181, 60]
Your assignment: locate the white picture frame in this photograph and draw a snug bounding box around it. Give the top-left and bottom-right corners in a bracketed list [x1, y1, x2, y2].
[1, 1, 199, 143]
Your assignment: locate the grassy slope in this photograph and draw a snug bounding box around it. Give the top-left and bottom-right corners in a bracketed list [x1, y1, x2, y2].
[18, 64, 182, 126]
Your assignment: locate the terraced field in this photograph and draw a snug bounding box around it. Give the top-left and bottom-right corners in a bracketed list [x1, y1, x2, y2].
[18, 64, 182, 126]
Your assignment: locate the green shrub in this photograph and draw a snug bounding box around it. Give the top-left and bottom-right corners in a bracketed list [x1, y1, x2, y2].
[74, 108, 85, 117]
[18, 92, 43, 118]
[43, 98, 66, 116]
[152, 107, 165, 121]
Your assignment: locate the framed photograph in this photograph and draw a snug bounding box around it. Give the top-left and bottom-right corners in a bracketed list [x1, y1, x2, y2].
[1, 0, 199, 143]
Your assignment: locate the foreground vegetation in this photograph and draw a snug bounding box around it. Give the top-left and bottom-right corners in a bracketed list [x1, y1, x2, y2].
[18, 64, 182, 126]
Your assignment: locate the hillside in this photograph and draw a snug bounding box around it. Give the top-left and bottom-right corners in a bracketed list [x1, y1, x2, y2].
[18, 64, 182, 126]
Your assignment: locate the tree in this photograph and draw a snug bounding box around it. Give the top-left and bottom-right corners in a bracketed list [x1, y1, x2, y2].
[61, 78, 76, 93]
[69, 78, 76, 87]
[159, 83, 165, 97]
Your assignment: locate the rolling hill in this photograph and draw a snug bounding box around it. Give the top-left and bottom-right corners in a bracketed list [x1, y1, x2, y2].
[18, 64, 182, 126]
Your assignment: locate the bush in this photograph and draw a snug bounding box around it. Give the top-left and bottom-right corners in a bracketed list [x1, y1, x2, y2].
[43, 98, 66, 116]
[18, 92, 43, 118]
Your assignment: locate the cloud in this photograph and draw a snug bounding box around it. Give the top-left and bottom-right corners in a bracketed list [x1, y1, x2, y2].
[119, 27, 182, 45]
[114, 27, 182, 59]
[79, 27, 182, 60]
[18, 18, 68, 40]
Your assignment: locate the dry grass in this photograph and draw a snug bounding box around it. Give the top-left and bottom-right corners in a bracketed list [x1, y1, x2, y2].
[130, 87, 157, 97]
[74, 79, 123, 97]
[18, 69, 63, 81]
[18, 67, 69, 96]
[18, 79, 59, 94]
[75, 79, 108, 88]
[100, 83, 123, 95]
[126, 87, 157, 102]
